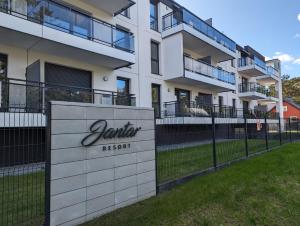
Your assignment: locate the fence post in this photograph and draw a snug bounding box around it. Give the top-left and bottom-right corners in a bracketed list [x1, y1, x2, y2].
[278, 117, 282, 146]
[45, 102, 52, 226]
[211, 109, 217, 168]
[289, 118, 293, 143]
[244, 116, 249, 157]
[264, 117, 269, 150]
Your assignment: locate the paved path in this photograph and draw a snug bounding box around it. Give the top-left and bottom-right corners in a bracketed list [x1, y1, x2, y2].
[0, 162, 45, 177]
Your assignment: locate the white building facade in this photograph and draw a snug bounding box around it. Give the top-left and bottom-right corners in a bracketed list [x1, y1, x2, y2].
[0, 0, 283, 121]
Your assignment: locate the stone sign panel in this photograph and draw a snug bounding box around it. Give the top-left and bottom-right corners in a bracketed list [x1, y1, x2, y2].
[48, 101, 156, 226]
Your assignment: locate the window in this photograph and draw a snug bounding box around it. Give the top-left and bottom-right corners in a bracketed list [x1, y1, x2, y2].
[117, 77, 130, 94]
[151, 41, 159, 74]
[120, 8, 130, 18]
[283, 106, 288, 112]
[117, 77, 130, 106]
[150, 0, 158, 31]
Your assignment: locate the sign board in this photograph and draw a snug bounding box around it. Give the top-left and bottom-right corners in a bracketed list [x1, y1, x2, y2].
[47, 102, 155, 226]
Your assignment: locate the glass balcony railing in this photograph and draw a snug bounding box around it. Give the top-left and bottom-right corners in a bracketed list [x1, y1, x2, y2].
[266, 66, 279, 77]
[239, 83, 268, 95]
[238, 57, 266, 70]
[0, 0, 135, 53]
[162, 11, 236, 52]
[184, 56, 236, 85]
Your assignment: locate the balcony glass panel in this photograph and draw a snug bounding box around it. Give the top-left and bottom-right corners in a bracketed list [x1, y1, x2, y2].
[254, 56, 266, 70]
[0, 0, 135, 53]
[162, 10, 236, 52]
[184, 56, 236, 85]
[239, 57, 266, 70]
[266, 66, 278, 77]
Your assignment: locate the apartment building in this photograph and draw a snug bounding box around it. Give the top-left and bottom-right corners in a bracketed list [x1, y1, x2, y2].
[0, 0, 283, 123]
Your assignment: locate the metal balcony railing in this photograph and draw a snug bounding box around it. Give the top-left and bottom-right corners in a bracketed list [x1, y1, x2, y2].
[0, 0, 135, 53]
[184, 56, 236, 85]
[162, 11, 236, 52]
[239, 83, 269, 95]
[163, 101, 279, 119]
[0, 78, 136, 112]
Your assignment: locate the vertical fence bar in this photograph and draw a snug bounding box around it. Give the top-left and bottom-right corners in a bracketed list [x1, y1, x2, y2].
[244, 116, 249, 157]
[289, 118, 292, 142]
[279, 117, 282, 146]
[297, 118, 300, 139]
[264, 117, 269, 150]
[211, 110, 217, 168]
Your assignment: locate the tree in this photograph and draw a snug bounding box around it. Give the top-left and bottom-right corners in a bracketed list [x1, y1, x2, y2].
[281, 74, 300, 104]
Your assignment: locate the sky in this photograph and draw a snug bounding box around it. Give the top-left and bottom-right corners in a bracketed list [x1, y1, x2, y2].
[175, 0, 300, 78]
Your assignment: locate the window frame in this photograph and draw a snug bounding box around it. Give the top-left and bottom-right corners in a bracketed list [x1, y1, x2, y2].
[151, 40, 160, 75]
[150, 0, 158, 31]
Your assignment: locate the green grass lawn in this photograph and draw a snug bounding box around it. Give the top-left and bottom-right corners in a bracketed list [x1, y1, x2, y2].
[157, 139, 282, 184]
[83, 142, 300, 226]
[0, 171, 45, 226]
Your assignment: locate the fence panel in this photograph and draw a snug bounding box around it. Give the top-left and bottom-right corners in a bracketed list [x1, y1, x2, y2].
[267, 119, 281, 149]
[282, 118, 291, 144]
[246, 119, 267, 154]
[156, 124, 214, 186]
[290, 119, 300, 141]
[214, 118, 246, 165]
[155, 116, 297, 191]
[0, 107, 46, 226]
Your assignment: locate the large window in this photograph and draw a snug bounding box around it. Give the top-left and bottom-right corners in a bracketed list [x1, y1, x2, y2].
[151, 41, 160, 75]
[150, 0, 158, 31]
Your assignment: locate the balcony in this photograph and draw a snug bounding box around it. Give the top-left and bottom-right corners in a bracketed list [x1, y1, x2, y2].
[0, 78, 136, 113]
[166, 56, 235, 92]
[238, 57, 267, 76]
[0, 0, 135, 69]
[156, 101, 278, 125]
[238, 83, 269, 100]
[162, 11, 236, 62]
[79, 0, 135, 16]
[256, 66, 281, 84]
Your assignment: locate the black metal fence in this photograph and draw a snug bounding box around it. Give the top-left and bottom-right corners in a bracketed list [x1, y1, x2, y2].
[155, 116, 300, 192]
[0, 107, 46, 226]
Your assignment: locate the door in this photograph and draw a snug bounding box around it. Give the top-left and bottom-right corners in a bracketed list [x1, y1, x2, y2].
[152, 84, 161, 118]
[45, 63, 92, 104]
[218, 96, 224, 116]
[242, 77, 248, 92]
[232, 99, 237, 117]
[243, 101, 249, 116]
[0, 54, 8, 110]
[197, 93, 212, 106]
[175, 88, 190, 116]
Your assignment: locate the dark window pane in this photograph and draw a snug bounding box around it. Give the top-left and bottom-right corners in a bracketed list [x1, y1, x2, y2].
[151, 60, 159, 74]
